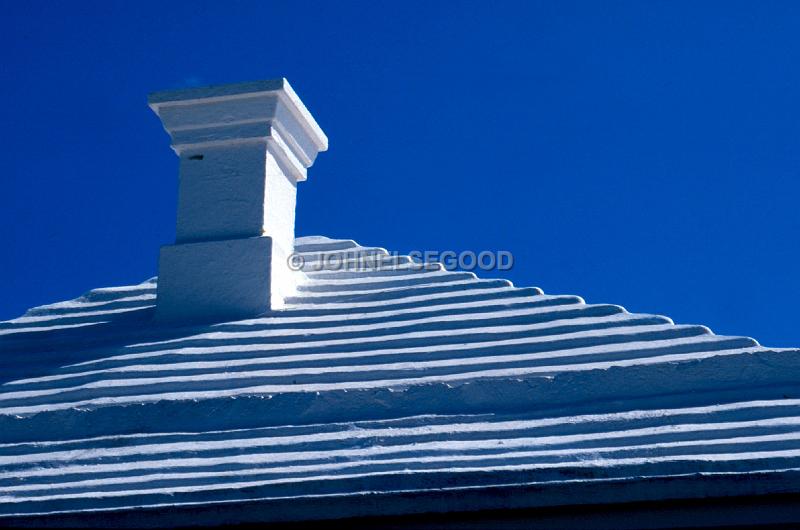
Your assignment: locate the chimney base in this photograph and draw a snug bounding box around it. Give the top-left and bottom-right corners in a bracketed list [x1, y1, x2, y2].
[155, 236, 292, 324]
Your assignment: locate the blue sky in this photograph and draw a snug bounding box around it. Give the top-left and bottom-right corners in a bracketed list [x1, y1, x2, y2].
[1, 1, 799, 347]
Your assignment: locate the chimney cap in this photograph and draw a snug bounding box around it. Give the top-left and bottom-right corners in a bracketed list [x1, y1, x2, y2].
[148, 78, 328, 153]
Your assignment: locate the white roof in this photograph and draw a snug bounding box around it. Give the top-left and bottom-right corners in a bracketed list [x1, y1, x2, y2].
[1, 235, 799, 525]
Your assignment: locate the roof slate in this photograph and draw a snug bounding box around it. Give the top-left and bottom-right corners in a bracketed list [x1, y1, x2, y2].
[1, 235, 800, 525]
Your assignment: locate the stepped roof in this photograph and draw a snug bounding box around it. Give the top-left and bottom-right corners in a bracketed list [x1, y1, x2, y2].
[2, 236, 800, 526]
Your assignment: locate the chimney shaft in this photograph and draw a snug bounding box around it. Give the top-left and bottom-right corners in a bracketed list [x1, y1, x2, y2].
[149, 79, 327, 323]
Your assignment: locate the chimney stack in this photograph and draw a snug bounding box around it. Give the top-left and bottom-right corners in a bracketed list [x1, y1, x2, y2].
[149, 78, 327, 323]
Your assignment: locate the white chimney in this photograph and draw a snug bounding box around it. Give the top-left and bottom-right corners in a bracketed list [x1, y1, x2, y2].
[148, 78, 327, 323]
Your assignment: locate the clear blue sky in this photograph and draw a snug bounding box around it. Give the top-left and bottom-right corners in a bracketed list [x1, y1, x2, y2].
[1, 1, 798, 347]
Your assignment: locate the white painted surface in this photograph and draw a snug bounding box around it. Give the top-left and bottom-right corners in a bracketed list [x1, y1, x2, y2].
[148, 79, 327, 322]
[175, 143, 269, 243]
[155, 237, 273, 323]
[1, 237, 800, 525]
